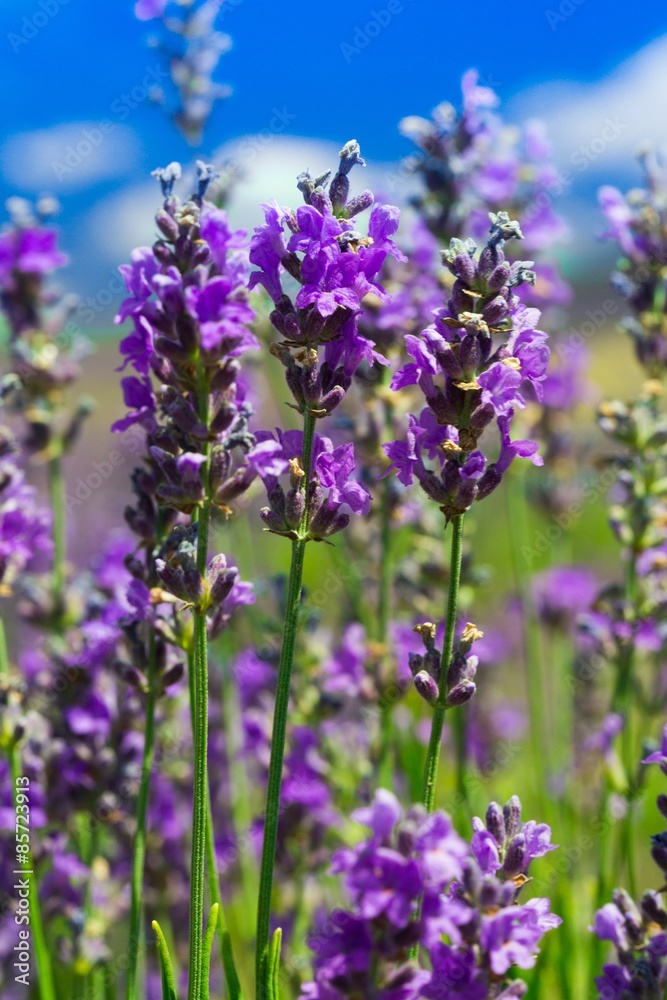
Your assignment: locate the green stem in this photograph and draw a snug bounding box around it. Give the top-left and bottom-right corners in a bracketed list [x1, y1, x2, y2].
[255, 410, 316, 1000]
[48, 450, 66, 604]
[188, 560, 210, 1000]
[0, 616, 57, 1000]
[409, 513, 465, 965]
[188, 361, 212, 1000]
[420, 513, 465, 814]
[125, 632, 158, 1000]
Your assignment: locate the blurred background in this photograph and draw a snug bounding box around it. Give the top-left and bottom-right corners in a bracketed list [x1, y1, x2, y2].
[2, 0, 667, 657]
[3, 3, 667, 994]
[1, 0, 666, 297]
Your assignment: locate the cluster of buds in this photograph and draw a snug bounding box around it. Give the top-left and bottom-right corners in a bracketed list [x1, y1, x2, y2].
[385, 213, 548, 521]
[258, 432, 370, 543]
[0, 197, 92, 458]
[155, 524, 251, 639]
[590, 728, 667, 997]
[600, 153, 667, 376]
[249, 139, 405, 416]
[136, 0, 232, 146]
[408, 620, 482, 707]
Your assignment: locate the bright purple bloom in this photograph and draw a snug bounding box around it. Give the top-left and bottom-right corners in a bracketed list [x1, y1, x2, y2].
[385, 215, 547, 518]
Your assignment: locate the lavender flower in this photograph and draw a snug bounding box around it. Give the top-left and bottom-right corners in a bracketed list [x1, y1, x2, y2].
[0, 197, 90, 460]
[135, 1, 232, 144]
[113, 162, 273, 523]
[600, 151, 667, 374]
[590, 736, 667, 998]
[250, 140, 404, 416]
[301, 790, 560, 1000]
[398, 71, 569, 306]
[257, 429, 370, 541]
[0, 420, 51, 594]
[384, 214, 548, 520]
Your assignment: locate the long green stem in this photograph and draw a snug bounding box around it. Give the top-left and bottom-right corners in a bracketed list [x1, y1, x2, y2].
[409, 514, 465, 965]
[255, 410, 316, 1000]
[188, 362, 212, 1000]
[188, 644, 241, 1000]
[125, 632, 158, 1000]
[420, 513, 465, 814]
[188, 534, 211, 1000]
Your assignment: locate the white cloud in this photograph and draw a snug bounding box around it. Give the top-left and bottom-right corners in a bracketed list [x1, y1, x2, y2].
[1, 122, 142, 192]
[509, 35, 667, 177]
[86, 135, 401, 266]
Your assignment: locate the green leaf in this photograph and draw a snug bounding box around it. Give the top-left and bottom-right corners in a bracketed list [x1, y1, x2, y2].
[221, 929, 243, 1000]
[267, 927, 283, 1000]
[152, 920, 179, 1000]
[202, 903, 219, 1000]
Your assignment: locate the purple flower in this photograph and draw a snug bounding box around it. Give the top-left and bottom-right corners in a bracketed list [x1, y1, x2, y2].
[386, 216, 547, 518]
[315, 443, 371, 516]
[258, 429, 371, 540]
[0, 226, 68, 285]
[414, 812, 468, 889]
[0, 448, 52, 591]
[423, 944, 487, 1000]
[590, 904, 628, 952]
[643, 724, 667, 768]
[111, 376, 156, 432]
[322, 623, 367, 698]
[471, 821, 501, 874]
[481, 905, 552, 975]
[352, 788, 402, 842]
[249, 143, 404, 412]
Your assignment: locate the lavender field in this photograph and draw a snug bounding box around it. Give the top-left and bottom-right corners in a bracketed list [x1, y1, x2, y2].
[2, 2, 667, 998]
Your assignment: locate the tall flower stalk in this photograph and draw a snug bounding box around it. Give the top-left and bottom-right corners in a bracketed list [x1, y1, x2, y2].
[248, 139, 403, 997]
[384, 212, 550, 815]
[113, 161, 266, 998]
[255, 409, 316, 993]
[421, 512, 465, 813]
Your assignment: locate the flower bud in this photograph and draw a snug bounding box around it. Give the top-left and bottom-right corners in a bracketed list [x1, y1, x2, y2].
[342, 189, 374, 218]
[503, 796, 522, 839]
[640, 890, 667, 929]
[478, 876, 501, 911]
[207, 557, 238, 608]
[446, 679, 476, 707]
[160, 662, 184, 691]
[284, 488, 306, 529]
[501, 834, 526, 878]
[413, 670, 439, 705]
[155, 209, 180, 240]
[408, 653, 423, 677]
[485, 802, 506, 845]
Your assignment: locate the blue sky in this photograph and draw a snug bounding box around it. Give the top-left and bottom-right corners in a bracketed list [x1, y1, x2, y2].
[1, 0, 667, 312]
